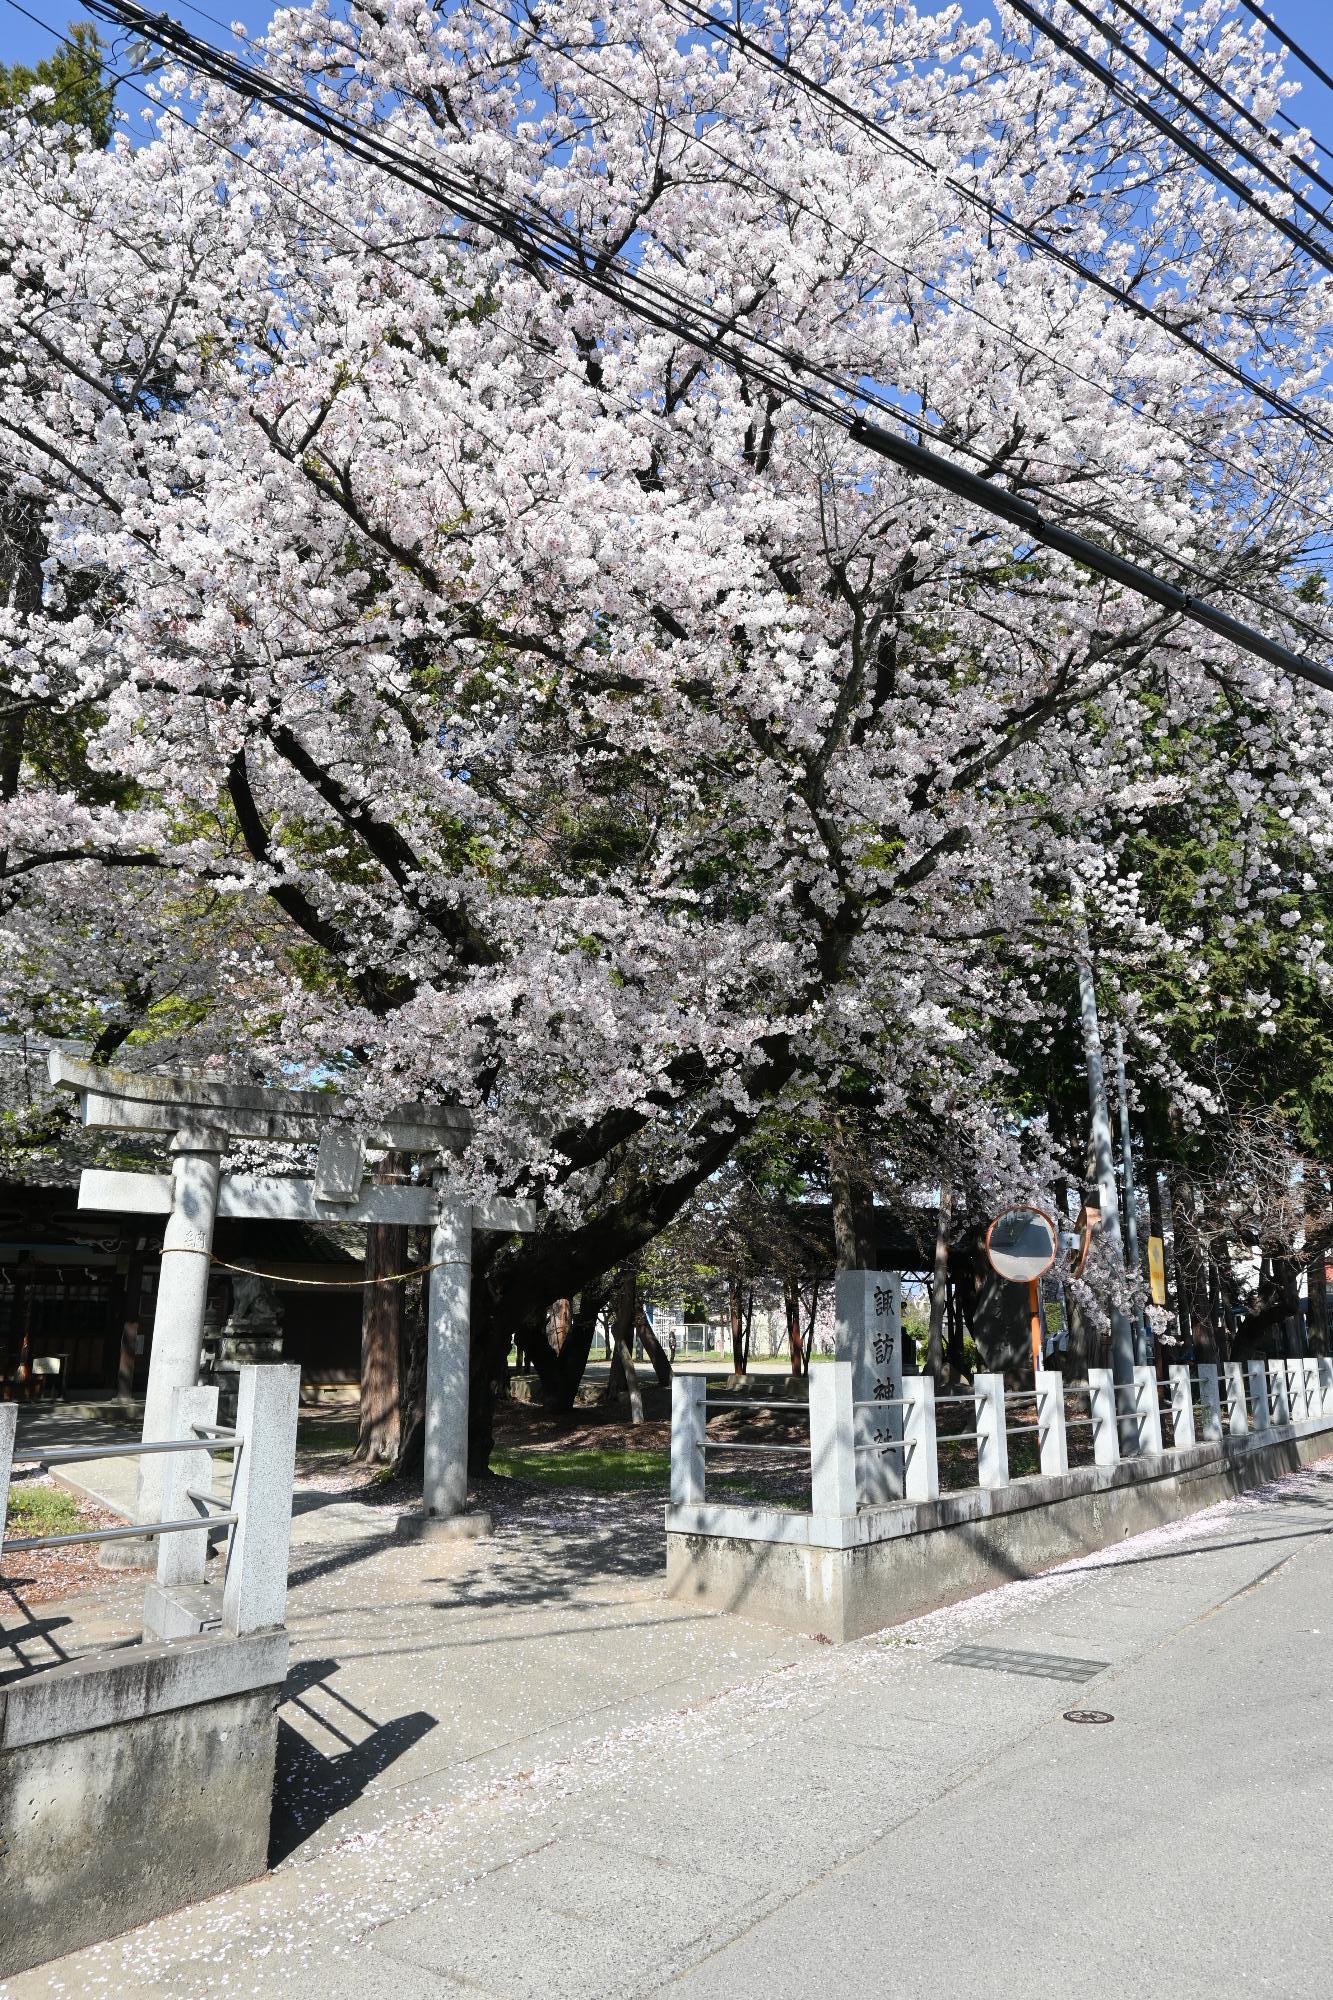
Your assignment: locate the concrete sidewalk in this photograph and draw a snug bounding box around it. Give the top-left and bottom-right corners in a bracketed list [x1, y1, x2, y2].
[6, 1452, 1333, 1997]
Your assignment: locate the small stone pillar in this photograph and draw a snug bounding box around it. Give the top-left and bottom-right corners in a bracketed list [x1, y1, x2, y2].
[1247, 1359, 1271, 1434]
[670, 1376, 706, 1506]
[1088, 1369, 1119, 1468]
[1036, 1370, 1068, 1475]
[1197, 1363, 1223, 1443]
[902, 1376, 938, 1503]
[1135, 1366, 1163, 1453]
[1288, 1357, 1308, 1422]
[0, 1404, 15, 1558]
[974, 1373, 1009, 1489]
[1319, 1356, 1333, 1420]
[1226, 1360, 1249, 1438]
[810, 1361, 857, 1518]
[1169, 1365, 1196, 1448]
[143, 1383, 221, 1643]
[222, 1363, 300, 1637]
[835, 1270, 903, 1505]
[1267, 1358, 1292, 1428]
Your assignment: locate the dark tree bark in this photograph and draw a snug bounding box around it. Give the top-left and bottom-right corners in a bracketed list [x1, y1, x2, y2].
[945, 1272, 966, 1380]
[604, 1261, 644, 1423]
[1307, 1205, 1330, 1356]
[783, 1274, 804, 1374]
[728, 1276, 749, 1376]
[635, 1304, 673, 1385]
[354, 1153, 407, 1464]
[830, 1140, 876, 1269]
[925, 1173, 953, 1378]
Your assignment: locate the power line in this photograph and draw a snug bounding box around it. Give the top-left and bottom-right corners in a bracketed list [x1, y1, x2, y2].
[455, 0, 1330, 557]
[1008, 0, 1333, 275]
[1093, 0, 1333, 225]
[662, 0, 1333, 451]
[79, 0, 1333, 693]
[1107, 0, 1333, 194]
[9, 0, 1333, 696]
[1241, 1, 1333, 101]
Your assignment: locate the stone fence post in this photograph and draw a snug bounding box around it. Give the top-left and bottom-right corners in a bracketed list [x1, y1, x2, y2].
[972, 1376, 1000, 1488]
[1267, 1358, 1291, 1429]
[156, 1384, 220, 1590]
[1036, 1371, 1068, 1476]
[810, 1362, 857, 1519]
[1197, 1363, 1223, 1443]
[1246, 1359, 1270, 1435]
[1226, 1361, 1249, 1439]
[670, 1376, 706, 1507]
[1169, 1365, 1196, 1449]
[1319, 1357, 1333, 1421]
[1088, 1369, 1119, 1468]
[0, 1404, 14, 1560]
[1135, 1366, 1163, 1453]
[974, 1373, 1009, 1489]
[222, 1363, 300, 1638]
[903, 1376, 938, 1503]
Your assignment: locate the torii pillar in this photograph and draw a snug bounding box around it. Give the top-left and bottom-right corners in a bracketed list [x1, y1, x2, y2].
[51, 1054, 530, 1542]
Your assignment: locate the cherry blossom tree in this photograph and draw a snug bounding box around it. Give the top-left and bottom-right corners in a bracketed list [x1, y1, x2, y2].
[1, 0, 1331, 1456]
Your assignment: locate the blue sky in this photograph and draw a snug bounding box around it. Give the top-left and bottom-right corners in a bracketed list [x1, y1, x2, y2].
[2, 0, 1332, 124]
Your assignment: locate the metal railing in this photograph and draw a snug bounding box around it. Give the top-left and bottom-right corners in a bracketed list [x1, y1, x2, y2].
[0, 1363, 300, 1645]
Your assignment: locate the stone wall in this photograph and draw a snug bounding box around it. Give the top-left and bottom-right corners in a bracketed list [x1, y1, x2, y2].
[0, 1630, 286, 1978]
[666, 1421, 1333, 1643]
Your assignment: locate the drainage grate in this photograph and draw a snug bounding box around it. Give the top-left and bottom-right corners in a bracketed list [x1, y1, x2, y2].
[936, 1643, 1111, 1684]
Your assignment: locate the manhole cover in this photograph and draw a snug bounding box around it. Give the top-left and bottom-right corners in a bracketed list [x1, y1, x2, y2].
[1063, 1709, 1114, 1725]
[938, 1644, 1110, 1684]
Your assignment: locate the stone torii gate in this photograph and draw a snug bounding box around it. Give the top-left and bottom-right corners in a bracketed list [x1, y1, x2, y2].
[50, 1053, 534, 1540]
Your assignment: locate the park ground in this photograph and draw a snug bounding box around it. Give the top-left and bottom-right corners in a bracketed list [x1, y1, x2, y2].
[3, 1406, 1333, 1997]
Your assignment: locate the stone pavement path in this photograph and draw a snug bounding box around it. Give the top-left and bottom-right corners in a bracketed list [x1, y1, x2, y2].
[6, 1451, 1333, 1998]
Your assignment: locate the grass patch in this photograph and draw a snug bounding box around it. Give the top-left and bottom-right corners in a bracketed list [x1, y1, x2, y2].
[489, 1446, 670, 1494]
[487, 1445, 808, 1509]
[6, 1485, 81, 1536]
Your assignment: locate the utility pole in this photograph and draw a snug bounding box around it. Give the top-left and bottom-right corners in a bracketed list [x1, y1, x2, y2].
[1074, 917, 1138, 1451]
[1113, 1025, 1148, 1365]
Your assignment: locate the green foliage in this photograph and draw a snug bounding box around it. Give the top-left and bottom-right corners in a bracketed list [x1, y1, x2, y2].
[489, 1445, 670, 1492]
[0, 23, 114, 150]
[5, 1482, 81, 1536]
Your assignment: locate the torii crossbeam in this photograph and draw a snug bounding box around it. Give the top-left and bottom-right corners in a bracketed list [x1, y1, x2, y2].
[51, 1054, 534, 1541]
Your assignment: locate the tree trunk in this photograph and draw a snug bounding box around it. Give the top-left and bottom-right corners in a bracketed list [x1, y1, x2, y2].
[549, 1296, 572, 1353]
[635, 1304, 673, 1385]
[728, 1276, 748, 1376]
[781, 1275, 802, 1373]
[390, 1236, 429, 1478]
[605, 1261, 644, 1423]
[1307, 1206, 1330, 1357]
[925, 1173, 953, 1378]
[354, 1153, 407, 1463]
[830, 1138, 876, 1269]
[800, 1278, 823, 1371]
[945, 1272, 966, 1380]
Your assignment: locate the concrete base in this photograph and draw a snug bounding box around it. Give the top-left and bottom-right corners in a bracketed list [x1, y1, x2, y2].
[0, 1630, 287, 1978]
[142, 1578, 222, 1640]
[398, 1508, 494, 1542]
[93, 1534, 155, 1571]
[666, 1421, 1333, 1642]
